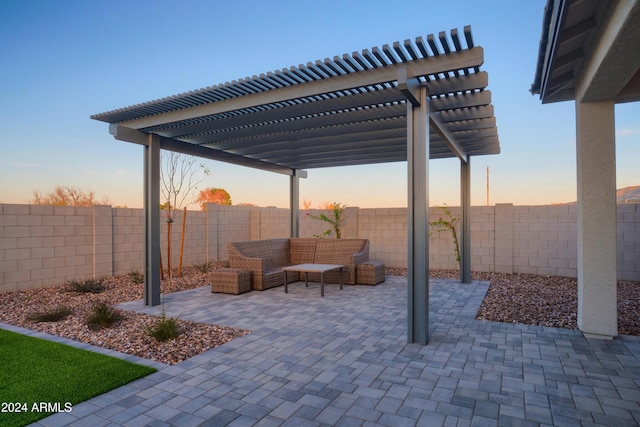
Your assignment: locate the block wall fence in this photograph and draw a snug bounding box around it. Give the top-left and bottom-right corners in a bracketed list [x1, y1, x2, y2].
[1, 202, 639, 292]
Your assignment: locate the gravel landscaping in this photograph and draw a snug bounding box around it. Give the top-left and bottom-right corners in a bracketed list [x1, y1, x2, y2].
[389, 267, 640, 336]
[0, 265, 638, 366]
[0, 262, 250, 365]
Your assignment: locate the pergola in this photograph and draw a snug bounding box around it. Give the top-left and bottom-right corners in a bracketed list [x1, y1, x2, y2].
[531, 0, 640, 338]
[92, 26, 500, 344]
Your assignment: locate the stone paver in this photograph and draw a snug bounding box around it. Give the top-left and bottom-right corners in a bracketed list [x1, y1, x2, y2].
[3, 276, 639, 426]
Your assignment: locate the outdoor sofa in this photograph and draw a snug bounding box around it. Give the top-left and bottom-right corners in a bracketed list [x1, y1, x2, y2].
[227, 238, 370, 290]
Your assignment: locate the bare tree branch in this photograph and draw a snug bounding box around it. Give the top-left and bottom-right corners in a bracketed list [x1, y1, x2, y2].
[161, 151, 210, 219]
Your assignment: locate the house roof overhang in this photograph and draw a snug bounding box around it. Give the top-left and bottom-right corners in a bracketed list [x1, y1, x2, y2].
[91, 26, 500, 176]
[530, 0, 640, 104]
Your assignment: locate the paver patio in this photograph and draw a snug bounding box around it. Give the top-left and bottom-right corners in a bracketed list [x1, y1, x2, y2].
[8, 276, 640, 426]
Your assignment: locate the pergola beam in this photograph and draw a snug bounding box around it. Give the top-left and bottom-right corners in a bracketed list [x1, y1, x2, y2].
[397, 66, 421, 107]
[445, 117, 496, 132]
[399, 66, 469, 163]
[429, 109, 468, 163]
[438, 105, 494, 122]
[431, 90, 492, 110]
[188, 103, 407, 145]
[203, 114, 493, 155]
[236, 129, 406, 157]
[151, 89, 407, 138]
[424, 71, 488, 96]
[110, 124, 298, 176]
[118, 48, 484, 130]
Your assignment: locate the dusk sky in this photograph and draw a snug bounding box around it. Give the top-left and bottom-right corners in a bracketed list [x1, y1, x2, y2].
[1, 0, 638, 209]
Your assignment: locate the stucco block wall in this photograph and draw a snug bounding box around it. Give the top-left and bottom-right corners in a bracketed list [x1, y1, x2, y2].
[0, 204, 113, 293]
[1, 202, 639, 292]
[112, 208, 144, 275]
[511, 204, 578, 277]
[618, 204, 640, 281]
[250, 206, 290, 240]
[470, 206, 495, 273]
[358, 208, 407, 267]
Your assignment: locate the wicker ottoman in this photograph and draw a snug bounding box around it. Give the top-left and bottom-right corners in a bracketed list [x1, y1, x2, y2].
[357, 260, 385, 285]
[211, 268, 252, 295]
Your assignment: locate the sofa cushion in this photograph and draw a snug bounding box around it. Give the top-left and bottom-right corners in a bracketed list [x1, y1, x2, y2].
[290, 238, 317, 264]
[269, 238, 291, 268]
[314, 239, 366, 264]
[231, 240, 272, 266]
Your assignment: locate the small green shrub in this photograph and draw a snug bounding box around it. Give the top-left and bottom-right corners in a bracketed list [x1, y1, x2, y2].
[86, 301, 121, 331]
[66, 277, 105, 294]
[310, 202, 347, 238]
[147, 313, 181, 342]
[429, 204, 461, 268]
[127, 270, 144, 284]
[28, 306, 73, 323]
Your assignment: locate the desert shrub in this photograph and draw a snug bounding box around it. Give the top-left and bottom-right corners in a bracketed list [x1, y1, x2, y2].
[127, 270, 144, 284]
[86, 301, 121, 331]
[28, 306, 73, 323]
[194, 262, 210, 273]
[147, 312, 181, 342]
[429, 204, 461, 268]
[66, 278, 105, 294]
[310, 202, 347, 238]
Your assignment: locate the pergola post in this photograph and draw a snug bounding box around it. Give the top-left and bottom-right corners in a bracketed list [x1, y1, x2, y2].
[460, 157, 471, 283]
[407, 86, 429, 345]
[144, 134, 161, 306]
[575, 100, 617, 338]
[290, 171, 300, 238]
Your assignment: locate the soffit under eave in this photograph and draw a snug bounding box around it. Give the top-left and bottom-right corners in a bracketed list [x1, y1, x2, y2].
[532, 0, 640, 104]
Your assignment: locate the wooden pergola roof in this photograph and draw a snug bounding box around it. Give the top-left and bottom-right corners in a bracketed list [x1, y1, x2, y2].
[92, 26, 499, 175]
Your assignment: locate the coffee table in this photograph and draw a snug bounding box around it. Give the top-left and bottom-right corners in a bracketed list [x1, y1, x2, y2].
[282, 263, 345, 297]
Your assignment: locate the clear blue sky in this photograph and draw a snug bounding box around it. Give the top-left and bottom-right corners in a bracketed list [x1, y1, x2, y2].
[1, 0, 638, 209]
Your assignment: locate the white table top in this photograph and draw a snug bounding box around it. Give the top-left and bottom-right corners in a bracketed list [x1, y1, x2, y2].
[282, 263, 344, 273]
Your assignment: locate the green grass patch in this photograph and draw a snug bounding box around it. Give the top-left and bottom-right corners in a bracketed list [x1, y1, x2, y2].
[0, 329, 156, 427]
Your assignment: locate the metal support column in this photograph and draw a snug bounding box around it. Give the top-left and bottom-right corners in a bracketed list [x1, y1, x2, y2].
[407, 86, 429, 345]
[460, 157, 471, 283]
[144, 134, 161, 306]
[290, 170, 300, 238]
